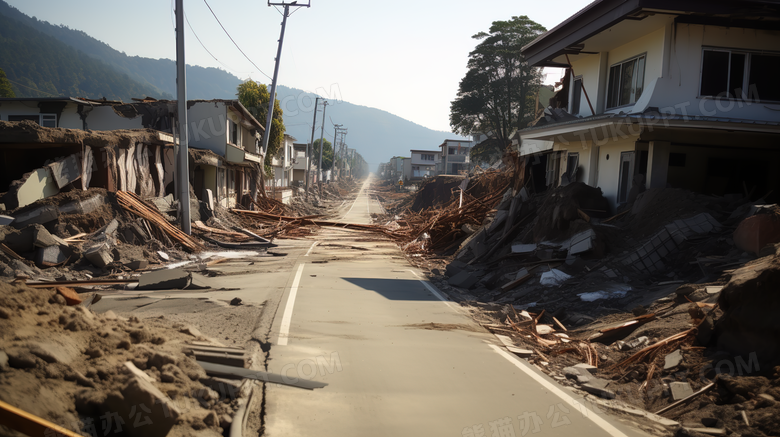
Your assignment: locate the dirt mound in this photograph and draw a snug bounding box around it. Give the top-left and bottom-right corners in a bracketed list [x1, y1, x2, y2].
[0, 282, 235, 436]
[530, 182, 609, 243]
[716, 248, 780, 369]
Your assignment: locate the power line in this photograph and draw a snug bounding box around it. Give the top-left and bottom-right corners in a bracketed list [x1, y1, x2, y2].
[183, 11, 242, 76]
[202, 0, 272, 80]
[6, 79, 59, 97]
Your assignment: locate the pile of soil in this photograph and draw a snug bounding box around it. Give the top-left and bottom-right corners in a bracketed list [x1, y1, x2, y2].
[0, 282, 238, 436]
[716, 246, 780, 370]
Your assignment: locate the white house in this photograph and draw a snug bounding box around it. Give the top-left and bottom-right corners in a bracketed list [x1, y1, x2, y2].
[439, 139, 472, 175]
[291, 142, 309, 185]
[410, 149, 440, 179]
[519, 0, 780, 211]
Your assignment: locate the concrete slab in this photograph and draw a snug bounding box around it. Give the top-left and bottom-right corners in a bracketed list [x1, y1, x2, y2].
[664, 349, 683, 370]
[115, 362, 181, 437]
[47, 153, 82, 189]
[445, 260, 467, 277]
[84, 243, 113, 268]
[447, 270, 480, 289]
[35, 245, 70, 268]
[670, 382, 694, 401]
[511, 243, 537, 254]
[581, 378, 616, 399]
[13, 205, 59, 227]
[568, 229, 596, 255]
[137, 268, 192, 290]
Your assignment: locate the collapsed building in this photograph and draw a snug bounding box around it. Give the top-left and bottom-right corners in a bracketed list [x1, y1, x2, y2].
[0, 97, 267, 210]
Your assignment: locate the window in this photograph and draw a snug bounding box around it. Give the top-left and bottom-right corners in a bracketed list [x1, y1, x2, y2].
[700, 48, 780, 101]
[448, 148, 455, 155]
[228, 120, 238, 145]
[571, 77, 582, 115]
[617, 151, 635, 204]
[565, 152, 579, 182]
[7, 114, 57, 127]
[421, 154, 434, 161]
[607, 55, 646, 108]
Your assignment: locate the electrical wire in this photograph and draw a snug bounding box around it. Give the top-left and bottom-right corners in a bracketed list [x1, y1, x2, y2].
[6, 79, 60, 97]
[183, 11, 243, 76]
[202, 0, 272, 80]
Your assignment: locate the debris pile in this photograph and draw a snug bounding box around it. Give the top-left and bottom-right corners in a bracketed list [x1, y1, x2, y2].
[371, 153, 780, 435]
[0, 281, 241, 436]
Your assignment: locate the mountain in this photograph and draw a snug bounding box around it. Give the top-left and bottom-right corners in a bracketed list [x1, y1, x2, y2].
[0, 12, 172, 101]
[0, 1, 242, 99]
[274, 85, 463, 166]
[0, 0, 464, 168]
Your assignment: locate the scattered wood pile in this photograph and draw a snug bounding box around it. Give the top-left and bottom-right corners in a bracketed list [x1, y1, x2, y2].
[116, 191, 203, 252]
[392, 176, 509, 254]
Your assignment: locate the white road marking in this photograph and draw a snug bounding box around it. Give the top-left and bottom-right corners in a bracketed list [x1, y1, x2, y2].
[304, 241, 319, 257]
[487, 344, 630, 437]
[278, 263, 305, 346]
[407, 270, 458, 312]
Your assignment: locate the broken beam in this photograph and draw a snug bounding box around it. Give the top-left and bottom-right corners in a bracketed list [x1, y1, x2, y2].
[24, 279, 138, 288]
[0, 399, 84, 437]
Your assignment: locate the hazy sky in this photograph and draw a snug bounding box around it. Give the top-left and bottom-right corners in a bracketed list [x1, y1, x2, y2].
[8, 0, 591, 133]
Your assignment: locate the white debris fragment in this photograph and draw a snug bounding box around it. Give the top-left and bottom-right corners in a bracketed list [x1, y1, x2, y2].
[578, 284, 631, 301]
[540, 269, 572, 287]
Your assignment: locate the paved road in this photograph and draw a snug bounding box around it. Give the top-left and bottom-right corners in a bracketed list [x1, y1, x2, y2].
[263, 177, 650, 437]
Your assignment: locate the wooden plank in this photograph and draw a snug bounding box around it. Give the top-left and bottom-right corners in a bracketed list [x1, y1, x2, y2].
[553, 316, 568, 332]
[0, 243, 23, 260]
[577, 209, 591, 222]
[196, 361, 327, 390]
[24, 279, 138, 288]
[0, 399, 84, 437]
[501, 271, 532, 292]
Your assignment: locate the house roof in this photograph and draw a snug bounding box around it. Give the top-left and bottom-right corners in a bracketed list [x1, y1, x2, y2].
[410, 149, 441, 153]
[518, 109, 780, 142]
[0, 119, 172, 148]
[522, 0, 780, 67]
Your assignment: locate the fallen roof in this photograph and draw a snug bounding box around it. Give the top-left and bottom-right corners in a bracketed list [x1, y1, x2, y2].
[0, 120, 172, 148]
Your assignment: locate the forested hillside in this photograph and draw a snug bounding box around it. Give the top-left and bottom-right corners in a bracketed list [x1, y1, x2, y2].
[0, 1, 242, 100]
[0, 13, 170, 100]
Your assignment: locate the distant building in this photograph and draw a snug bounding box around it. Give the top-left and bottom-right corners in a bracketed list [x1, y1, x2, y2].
[438, 139, 472, 175]
[410, 149, 440, 179]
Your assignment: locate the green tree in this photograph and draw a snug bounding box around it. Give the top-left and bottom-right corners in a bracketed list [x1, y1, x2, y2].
[312, 138, 334, 171]
[237, 80, 285, 175]
[0, 67, 14, 97]
[450, 16, 546, 152]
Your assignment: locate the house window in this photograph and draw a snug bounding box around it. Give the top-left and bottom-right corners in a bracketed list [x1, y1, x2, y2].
[700, 48, 780, 101]
[8, 114, 57, 127]
[571, 77, 582, 115]
[566, 152, 579, 182]
[607, 55, 646, 109]
[228, 120, 238, 145]
[448, 148, 455, 155]
[617, 151, 635, 204]
[421, 154, 434, 161]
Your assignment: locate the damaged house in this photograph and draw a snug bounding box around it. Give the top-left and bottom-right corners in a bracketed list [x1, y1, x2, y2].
[518, 0, 780, 212]
[0, 97, 265, 209]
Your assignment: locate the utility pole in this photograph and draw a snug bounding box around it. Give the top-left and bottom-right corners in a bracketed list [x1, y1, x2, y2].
[305, 96, 319, 196]
[317, 101, 328, 198]
[175, 0, 190, 235]
[261, 1, 310, 157]
[332, 124, 343, 180]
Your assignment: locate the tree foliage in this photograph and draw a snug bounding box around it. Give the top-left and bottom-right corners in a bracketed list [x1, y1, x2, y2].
[312, 138, 333, 171]
[0, 67, 14, 97]
[237, 80, 285, 176]
[450, 16, 546, 145]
